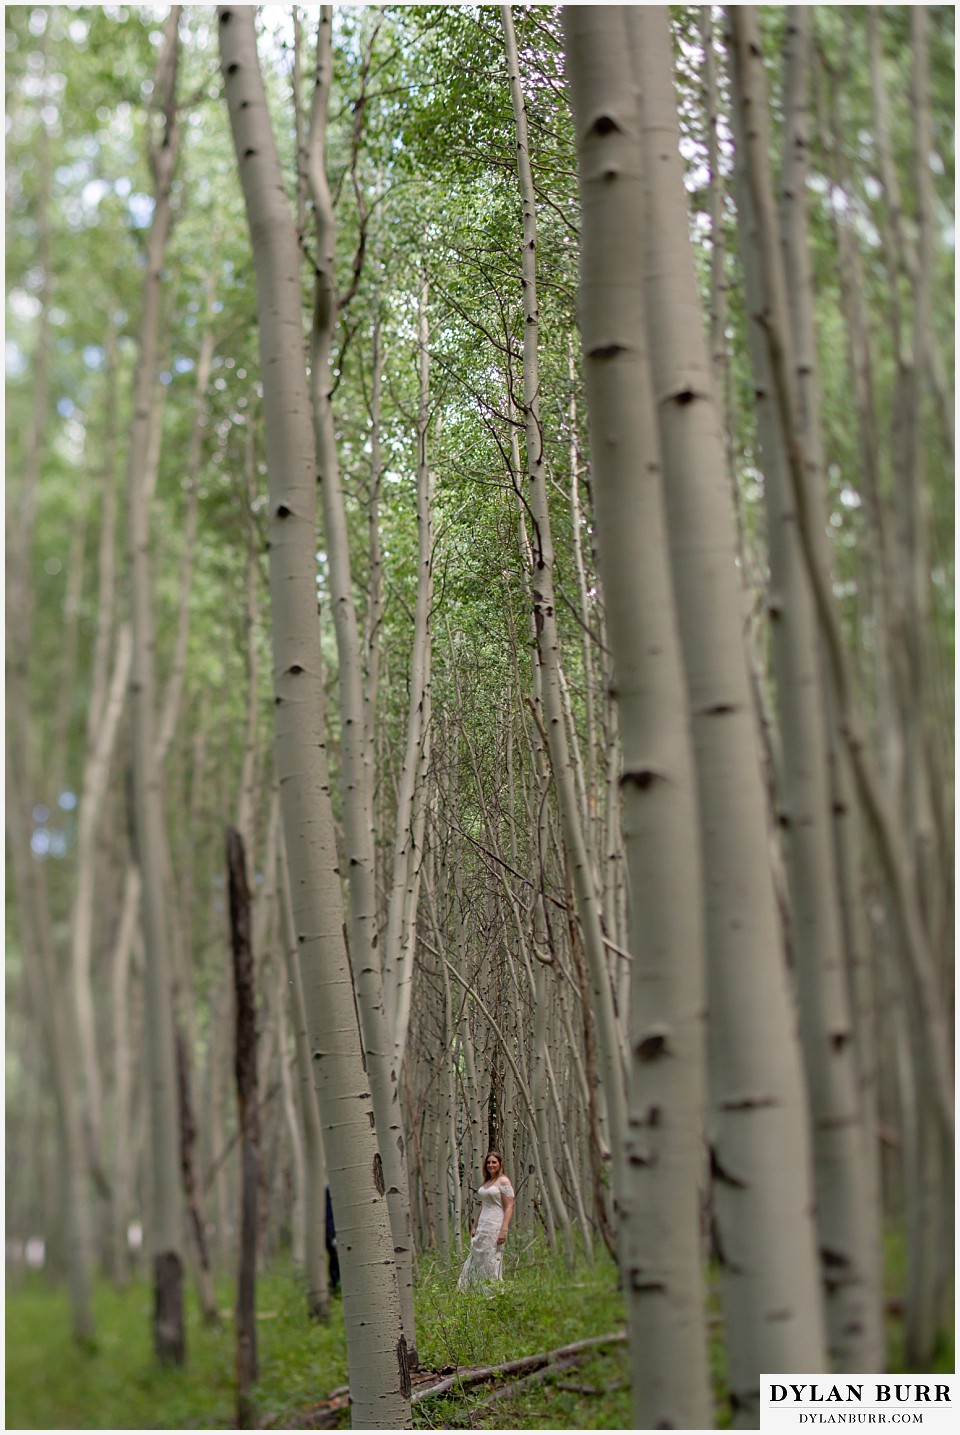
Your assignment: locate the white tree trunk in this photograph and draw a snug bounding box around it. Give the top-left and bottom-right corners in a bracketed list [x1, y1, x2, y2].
[304, 7, 417, 1360]
[501, 6, 627, 1226]
[126, 5, 186, 1363]
[219, 9, 410, 1423]
[621, 4, 829, 1415]
[564, 8, 711, 1425]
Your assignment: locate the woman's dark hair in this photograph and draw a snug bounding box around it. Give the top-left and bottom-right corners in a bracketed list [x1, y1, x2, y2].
[483, 1150, 504, 1181]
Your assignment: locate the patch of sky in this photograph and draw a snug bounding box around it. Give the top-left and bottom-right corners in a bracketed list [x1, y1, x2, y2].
[31, 830, 50, 858]
[56, 159, 91, 187]
[6, 340, 28, 377]
[33, 805, 50, 824]
[8, 289, 41, 321]
[82, 178, 111, 210]
[83, 345, 106, 370]
[58, 791, 78, 812]
[173, 355, 195, 374]
[57, 396, 76, 418]
[128, 192, 155, 228]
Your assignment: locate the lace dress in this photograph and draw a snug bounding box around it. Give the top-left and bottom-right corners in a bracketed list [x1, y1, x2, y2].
[457, 1179, 515, 1289]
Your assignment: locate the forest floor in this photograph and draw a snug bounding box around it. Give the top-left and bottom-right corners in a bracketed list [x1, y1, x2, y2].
[4, 1233, 953, 1430]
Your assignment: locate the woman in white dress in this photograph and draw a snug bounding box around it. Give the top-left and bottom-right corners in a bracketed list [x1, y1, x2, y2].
[457, 1150, 515, 1289]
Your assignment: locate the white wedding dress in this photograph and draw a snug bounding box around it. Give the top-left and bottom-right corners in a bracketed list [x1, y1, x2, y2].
[457, 1179, 514, 1289]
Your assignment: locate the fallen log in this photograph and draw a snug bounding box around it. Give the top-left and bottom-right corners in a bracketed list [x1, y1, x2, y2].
[282, 1330, 627, 1428]
[465, 1354, 582, 1426]
[412, 1330, 626, 1405]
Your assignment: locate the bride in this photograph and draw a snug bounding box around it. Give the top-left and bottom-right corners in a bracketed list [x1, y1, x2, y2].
[457, 1150, 515, 1289]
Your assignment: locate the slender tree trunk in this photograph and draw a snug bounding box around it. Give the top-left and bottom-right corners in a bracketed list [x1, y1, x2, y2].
[773, 7, 884, 1367]
[110, 862, 141, 1288]
[305, 7, 417, 1364]
[219, 10, 410, 1423]
[125, 5, 186, 1365]
[725, 6, 953, 1151]
[70, 622, 132, 1203]
[384, 277, 434, 1080]
[501, 8, 627, 1234]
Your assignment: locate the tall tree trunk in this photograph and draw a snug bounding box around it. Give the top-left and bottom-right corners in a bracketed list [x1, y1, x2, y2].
[615, 5, 829, 1415]
[305, 7, 417, 1364]
[126, 5, 186, 1365]
[219, 10, 410, 1424]
[725, 6, 953, 1150]
[383, 276, 434, 1081]
[773, 7, 884, 1367]
[501, 6, 627, 1230]
[564, 8, 712, 1425]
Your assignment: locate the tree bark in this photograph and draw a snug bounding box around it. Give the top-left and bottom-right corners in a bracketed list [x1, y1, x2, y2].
[617, 5, 830, 1415]
[564, 9, 712, 1425]
[228, 827, 260, 1427]
[501, 5, 627, 1232]
[126, 4, 186, 1365]
[219, 9, 411, 1424]
[725, 6, 953, 1151]
[305, 6, 418, 1364]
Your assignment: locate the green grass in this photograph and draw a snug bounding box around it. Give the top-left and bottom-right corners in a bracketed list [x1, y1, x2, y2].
[4, 1233, 953, 1430]
[4, 1263, 348, 1430]
[412, 1238, 630, 1429]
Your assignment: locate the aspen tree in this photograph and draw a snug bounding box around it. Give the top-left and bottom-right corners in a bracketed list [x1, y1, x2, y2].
[125, 5, 187, 1363]
[620, 3, 829, 1415]
[218, 9, 411, 1424]
[500, 5, 627, 1217]
[775, 6, 884, 1367]
[564, 8, 712, 1425]
[5, 34, 98, 1342]
[384, 275, 434, 1076]
[725, 6, 953, 1144]
[305, 9, 417, 1358]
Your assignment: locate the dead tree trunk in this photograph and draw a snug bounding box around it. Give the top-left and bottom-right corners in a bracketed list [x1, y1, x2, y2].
[228, 826, 260, 1428]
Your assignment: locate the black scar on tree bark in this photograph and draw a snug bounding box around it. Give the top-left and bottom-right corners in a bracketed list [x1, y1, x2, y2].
[228, 825, 260, 1428]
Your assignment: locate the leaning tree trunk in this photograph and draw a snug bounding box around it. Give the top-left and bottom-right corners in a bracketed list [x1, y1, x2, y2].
[622, 4, 830, 1416]
[126, 4, 186, 1366]
[563, 7, 712, 1426]
[219, 8, 411, 1425]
